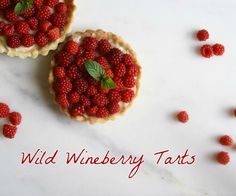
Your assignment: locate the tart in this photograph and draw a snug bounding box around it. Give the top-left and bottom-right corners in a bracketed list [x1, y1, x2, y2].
[49, 29, 141, 123]
[0, 0, 76, 59]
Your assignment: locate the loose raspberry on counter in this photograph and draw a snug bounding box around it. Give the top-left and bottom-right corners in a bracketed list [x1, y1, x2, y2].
[177, 111, 189, 123]
[219, 135, 233, 146]
[212, 43, 225, 56]
[0, 102, 10, 118]
[9, 112, 22, 126]
[216, 151, 230, 165]
[2, 124, 17, 139]
[196, 29, 209, 41]
[200, 44, 213, 58]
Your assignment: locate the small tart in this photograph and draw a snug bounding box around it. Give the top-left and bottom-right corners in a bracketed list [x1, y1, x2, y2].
[49, 29, 141, 123]
[0, 0, 76, 59]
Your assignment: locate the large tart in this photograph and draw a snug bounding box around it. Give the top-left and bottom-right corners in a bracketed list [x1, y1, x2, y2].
[0, 0, 76, 58]
[49, 29, 141, 123]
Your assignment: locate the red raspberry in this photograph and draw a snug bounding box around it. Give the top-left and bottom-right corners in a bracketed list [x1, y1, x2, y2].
[39, 20, 52, 32]
[50, 13, 66, 28]
[122, 54, 135, 66]
[212, 43, 225, 56]
[56, 51, 73, 67]
[86, 85, 98, 97]
[3, 24, 14, 36]
[76, 47, 84, 57]
[96, 107, 109, 118]
[0, 103, 10, 118]
[0, 21, 5, 35]
[7, 35, 21, 48]
[4, 9, 19, 22]
[34, 0, 43, 7]
[123, 75, 136, 88]
[113, 77, 124, 90]
[83, 50, 95, 60]
[95, 56, 109, 68]
[108, 103, 120, 114]
[99, 87, 109, 94]
[79, 95, 91, 107]
[108, 90, 121, 103]
[69, 104, 85, 117]
[200, 44, 213, 58]
[54, 78, 72, 94]
[196, 29, 209, 41]
[67, 91, 80, 104]
[121, 89, 134, 103]
[2, 124, 17, 139]
[177, 111, 189, 123]
[27, 17, 38, 30]
[126, 65, 138, 77]
[55, 2, 68, 14]
[73, 78, 88, 94]
[86, 75, 99, 86]
[86, 106, 98, 116]
[9, 112, 22, 126]
[64, 40, 79, 55]
[66, 65, 80, 79]
[216, 151, 230, 165]
[82, 37, 97, 51]
[44, 0, 59, 8]
[36, 6, 51, 20]
[55, 93, 69, 109]
[107, 48, 123, 65]
[105, 69, 114, 78]
[76, 56, 86, 68]
[21, 34, 35, 47]
[114, 63, 126, 77]
[15, 21, 30, 34]
[0, 0, 10, 9]
[53, 66, 65, 78]
[219, 135, 233, 146]
[97, 39, 111, 54]
[35, 32, 49, 47]
[47, 27, 60, 41]
[92, 94, 108, 107]
[21, 7, 35, 18]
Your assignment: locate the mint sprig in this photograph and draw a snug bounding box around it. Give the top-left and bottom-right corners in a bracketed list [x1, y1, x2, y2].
[85, 60, 116, 89]
[14, 0, 33, 14]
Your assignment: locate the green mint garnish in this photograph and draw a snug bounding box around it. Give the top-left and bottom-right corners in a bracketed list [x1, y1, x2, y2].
[14, 0, 33, 14]
[85, 60, 116, 89]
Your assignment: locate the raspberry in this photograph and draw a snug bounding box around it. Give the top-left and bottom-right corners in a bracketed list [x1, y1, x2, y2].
[21, 7, 35, 18]
[216, 151, 230, 165]
[76, 47, 84, 57]
[66, 65, 80, 79]
[55, 2, 68, 14]
[0, 21, 5, 35]
[105, 69, 114, 78]
[21, 34, 35, 47]
[0, 0, 10, 9]
[123, 75, 136, 88]
[73, 78, 88, 94]
[196, 29, 209, 41]
[64, 40, 79, 55]
[219, 135, 233, 146]
[177, 111, 189, 123]
[122, 54, 135, 66]
[2, 124, 17, 139]
[35, 32, 49, 47]
[53, 66, 65, 78]
[69, 104, 85, 117]
[86, 106, 98, 116]
[200, 44, 213, 58]
[108, 90, 121, 103]
[95, 56, 109, 68]
[54, 78, 72, 94]
[96, 107, 109, 118]
[82, 37, 97, 51]
[0, 103, 10, 118]
[83, 50, 95, 60]
[36, 6, 51, 20]
[34, 0, 43, 7]
[39, 20, 52, 32]
[67, 91, 80, 104]
[79, 95, 91, 107]
[121, 89, 134, 103]
[3, 24, 14, 36]
[92, 94, 108, 107]
[4, 9, 19, 22]
[9, 112, 22, 126]
[99, 87, 109, 94]
[56, 51, 73, 67]
[76, 56, 86, 68]
[44, 0, 59, 8]
[108, 103, 120, 114]
[50, 13, 66, 28]
[107, 48, 123, 65]
[113, 77, 124, 90]
[126, 65, 138, 77]
[86, 75, 99, 86]
[47, 27, 60, 41]
[86, 85, 98, 97]
[27, 17, 38, 30]
[15, 21, 30, 34]
[113, 63, 126, 77]
[212, 43, 225, 56]
[7, 35, 21, 48]
[97, 39, 111, 54]
[55, 93, 69, 109]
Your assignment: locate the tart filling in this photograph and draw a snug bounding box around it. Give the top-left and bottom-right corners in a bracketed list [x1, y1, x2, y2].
[49, 29, 141, 123]
[0, 0, 76, 58]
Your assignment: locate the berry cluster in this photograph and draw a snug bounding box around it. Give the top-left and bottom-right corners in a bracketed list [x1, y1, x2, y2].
[52, 36, 139, 119]
[0, 0, 68, 48]
[196, 29, 225, 58]
[0, 102, 22, 139]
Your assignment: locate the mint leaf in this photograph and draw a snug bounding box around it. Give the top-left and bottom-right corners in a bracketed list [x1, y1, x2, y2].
[14, 0, 33, 14]
[85, 60, 105, 81]
[101, 76, 116, 89]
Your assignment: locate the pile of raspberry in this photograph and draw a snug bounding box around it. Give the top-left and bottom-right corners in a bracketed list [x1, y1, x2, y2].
[52, 36, 139, 118]
[0, 0, 68, 48]
[0, 102, 22, 139]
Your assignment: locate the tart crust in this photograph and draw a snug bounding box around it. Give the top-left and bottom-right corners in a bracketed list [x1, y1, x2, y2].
[49, 29, 142, 123]
[0, 0, 76, 59]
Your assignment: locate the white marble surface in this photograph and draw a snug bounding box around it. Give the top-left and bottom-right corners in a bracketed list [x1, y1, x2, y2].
[1, 0, 236, 195]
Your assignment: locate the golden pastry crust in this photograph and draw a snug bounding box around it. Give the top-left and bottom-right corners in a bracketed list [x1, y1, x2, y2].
[0, 0, 76, 59]
[49, 29, 142, 124]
